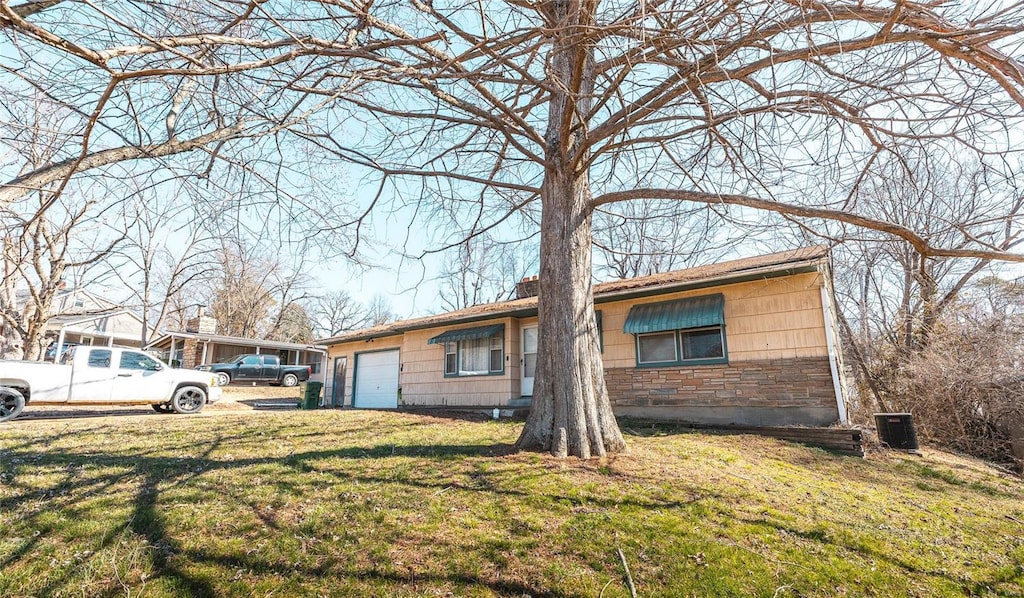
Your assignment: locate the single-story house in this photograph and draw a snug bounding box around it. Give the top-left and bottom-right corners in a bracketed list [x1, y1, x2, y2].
[146, 309, 327, 380]
[319, 246, 849, 427]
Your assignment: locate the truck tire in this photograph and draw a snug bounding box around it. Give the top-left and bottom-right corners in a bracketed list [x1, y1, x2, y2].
[0, 387, 26, 423]
[171, 386, 207, 414]
[215, 373, 231, 387]
[281, 373, 299, 387]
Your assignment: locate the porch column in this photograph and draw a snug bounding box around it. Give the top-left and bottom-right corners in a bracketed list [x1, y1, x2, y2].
[55, 328, 66, 362]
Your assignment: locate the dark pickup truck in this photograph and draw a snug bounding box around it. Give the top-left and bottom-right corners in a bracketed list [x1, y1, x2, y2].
[201, 354, 311, 387]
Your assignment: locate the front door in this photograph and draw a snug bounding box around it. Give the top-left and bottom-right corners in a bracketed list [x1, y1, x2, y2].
[331, 356, 347, 407]
[521, 325, 537, 397]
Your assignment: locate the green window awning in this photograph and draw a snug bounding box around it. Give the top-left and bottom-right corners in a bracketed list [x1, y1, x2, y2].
[623, 294, 724, 334]
[428, 324, 504, 345]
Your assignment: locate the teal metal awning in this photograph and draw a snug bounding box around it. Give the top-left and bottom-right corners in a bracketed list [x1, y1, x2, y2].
[427, 324, 505, 345]
[623, 294, 725, 334]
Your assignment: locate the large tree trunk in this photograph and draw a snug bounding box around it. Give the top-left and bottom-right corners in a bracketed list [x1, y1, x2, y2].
[514, 0, 626, 458]
[516, 171, 626, 458]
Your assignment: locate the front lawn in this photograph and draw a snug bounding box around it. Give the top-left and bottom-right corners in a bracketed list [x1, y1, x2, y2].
[1, 410, 1021, 597]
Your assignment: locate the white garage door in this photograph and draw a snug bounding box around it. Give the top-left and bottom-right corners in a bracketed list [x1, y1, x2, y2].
[354, 350, 400, 408]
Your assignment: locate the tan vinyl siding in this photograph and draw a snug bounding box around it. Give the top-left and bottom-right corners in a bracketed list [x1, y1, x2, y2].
[599, 272, 826, 368]
[399, 319, 514, 407]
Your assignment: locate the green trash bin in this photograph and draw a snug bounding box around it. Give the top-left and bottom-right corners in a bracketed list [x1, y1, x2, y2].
[298, 381, 323, 410]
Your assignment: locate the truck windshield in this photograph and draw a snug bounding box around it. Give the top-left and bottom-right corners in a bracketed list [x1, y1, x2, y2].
[226, 355, 248, 363]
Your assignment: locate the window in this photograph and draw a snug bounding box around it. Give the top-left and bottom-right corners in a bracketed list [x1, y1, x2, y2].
[682, 328, 724, 360]
[119, 351, 161, 371]
[444, 342, 457, 375]
[442, 334, 504, 377]
[637, 331, 677, 364]
[241, 355, 261, 365]
[87, 349, 112, 368]
[430, 324, 506, 377]
[625, 294, 727, 367]
[635, 326, 725, 366]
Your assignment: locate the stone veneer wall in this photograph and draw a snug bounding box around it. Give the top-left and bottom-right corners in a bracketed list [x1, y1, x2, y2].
[182, 338, 200, 369]
[605, 356, 839, 426]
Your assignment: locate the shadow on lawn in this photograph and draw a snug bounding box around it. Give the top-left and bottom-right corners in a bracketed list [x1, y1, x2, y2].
[1, 437, 566, 596]
[4, 431, 1019, 596]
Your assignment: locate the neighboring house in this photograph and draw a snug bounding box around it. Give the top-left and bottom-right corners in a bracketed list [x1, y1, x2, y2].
[147, 309, 327, 379]
[319, 246, 849, 427]
[3, 288, 155, 356]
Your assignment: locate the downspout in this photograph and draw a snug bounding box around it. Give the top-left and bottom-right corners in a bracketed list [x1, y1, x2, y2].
[820, 282, 848, 424]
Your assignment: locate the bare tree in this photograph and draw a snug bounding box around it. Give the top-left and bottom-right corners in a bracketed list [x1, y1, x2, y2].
[309, 290, 368, 338]
[593, 201, 730, 279]
[0, 195, 123, 359]
[438, 236, 538, 311]
[201, 238, 315, 342]
[832, 155, 1024, 415]
[107, 194, 220, 345]
[365, 294, 397, 327]
[268, 303, 315, 344]
[0, 0, 356, 250]
[1, 3, 353, 354]
[0, 91, 125, 359]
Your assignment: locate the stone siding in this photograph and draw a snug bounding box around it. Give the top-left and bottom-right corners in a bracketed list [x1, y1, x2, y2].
[605, 357, 839, 426]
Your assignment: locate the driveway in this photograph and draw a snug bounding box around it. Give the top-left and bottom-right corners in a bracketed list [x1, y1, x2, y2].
[10, 386, 309, 423]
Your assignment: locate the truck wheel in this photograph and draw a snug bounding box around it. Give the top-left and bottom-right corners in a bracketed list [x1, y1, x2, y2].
[171, 386, 207, 414]
[215, 373, 231, 387]
[152, 403, 173, 414]
[0, 387, 25, 423]
[281, 373, 299, 387]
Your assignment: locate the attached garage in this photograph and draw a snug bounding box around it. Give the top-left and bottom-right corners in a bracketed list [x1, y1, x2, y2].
[353, 350, 400, 408]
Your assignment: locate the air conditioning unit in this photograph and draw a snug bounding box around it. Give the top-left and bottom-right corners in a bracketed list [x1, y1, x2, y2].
[874, 413, 919, 451]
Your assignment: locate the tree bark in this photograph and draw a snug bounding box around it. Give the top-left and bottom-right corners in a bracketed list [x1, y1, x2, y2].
[515, 169, 626, 458]
[515, 0, 625, 458]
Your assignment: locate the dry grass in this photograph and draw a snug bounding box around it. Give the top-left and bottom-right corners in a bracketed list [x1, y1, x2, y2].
[1, 410, 1021, 597]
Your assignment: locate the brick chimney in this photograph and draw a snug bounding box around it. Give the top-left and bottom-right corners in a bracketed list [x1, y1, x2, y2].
[515, 275, 540, 299]
[185, 305, 218, 334]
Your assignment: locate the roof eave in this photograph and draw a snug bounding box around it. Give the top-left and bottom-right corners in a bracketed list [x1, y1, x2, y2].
[147, 331, 327, 352]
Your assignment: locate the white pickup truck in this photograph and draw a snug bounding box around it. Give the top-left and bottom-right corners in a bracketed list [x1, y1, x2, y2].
[0, 346, 222, 422]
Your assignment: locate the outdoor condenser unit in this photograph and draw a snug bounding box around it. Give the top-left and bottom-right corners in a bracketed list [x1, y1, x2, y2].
[874, 413, 919, 451]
